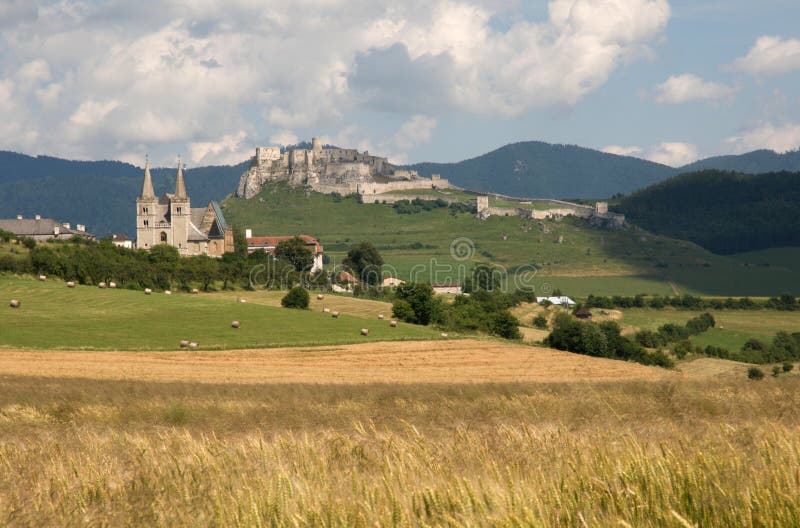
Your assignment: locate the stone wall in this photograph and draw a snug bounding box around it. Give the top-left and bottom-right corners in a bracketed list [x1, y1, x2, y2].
[360, 193, 460, 205]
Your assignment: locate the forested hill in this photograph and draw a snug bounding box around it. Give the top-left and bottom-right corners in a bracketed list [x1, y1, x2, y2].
[406, 141, 675, 198]
[0, 151, 247, 237]
[679, 149, 800, 174]
[614, 170, 800, 254]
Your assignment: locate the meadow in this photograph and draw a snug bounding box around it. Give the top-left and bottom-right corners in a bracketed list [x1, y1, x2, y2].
[0, 276, 440, 350]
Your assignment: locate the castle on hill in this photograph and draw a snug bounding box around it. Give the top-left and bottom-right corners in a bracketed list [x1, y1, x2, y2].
[136, 158, 233, 256]
[236, 137, 450, 199]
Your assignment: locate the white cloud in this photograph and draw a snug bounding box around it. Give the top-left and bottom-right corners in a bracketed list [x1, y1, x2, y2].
[269, 130, 300, 147]
[602, 145, 643, 157]
[0, 0, 671, 162]
[654, 74, 735, 104]
[726, 122, 800, 154]
[603, 142, 699, 167]
[188, 130, 250, 166]
[732, 36, 800, 76]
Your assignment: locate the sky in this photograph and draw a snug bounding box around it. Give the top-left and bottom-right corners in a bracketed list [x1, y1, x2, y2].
[0, 0, 798, 168]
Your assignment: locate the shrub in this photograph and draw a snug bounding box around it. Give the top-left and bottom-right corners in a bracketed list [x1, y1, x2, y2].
[782, 362, 794, 373]
[391, 299, 416, 323]
[772, 366, 781, 377]
[747, 367, 764, 380]
[532, 314, 548, 329]
[488, 312, 521, 340]
[281, 286, 310, 309]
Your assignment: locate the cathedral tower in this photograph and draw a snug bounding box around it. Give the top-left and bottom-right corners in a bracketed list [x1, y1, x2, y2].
[136, 155, 158, 250]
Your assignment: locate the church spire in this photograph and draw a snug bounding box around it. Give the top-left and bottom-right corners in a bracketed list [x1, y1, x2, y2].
[174, 156, 187, 198]
[140, 154, 155, 199]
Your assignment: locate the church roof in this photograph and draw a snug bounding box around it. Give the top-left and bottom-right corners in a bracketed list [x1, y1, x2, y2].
[187, 221, 209, 242]
[140, 156, 156, 199]
[174, 159, 187, 198]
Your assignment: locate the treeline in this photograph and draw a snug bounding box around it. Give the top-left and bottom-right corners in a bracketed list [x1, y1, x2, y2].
[392, 283, 528, 339]
[673, 331, 800, 365]
[615, 170, 800, 254]
[634, 313, 716, 349]
[391, 198, 474, 215]
[545, 313, 674, 368]
[585, 293, 800, 311]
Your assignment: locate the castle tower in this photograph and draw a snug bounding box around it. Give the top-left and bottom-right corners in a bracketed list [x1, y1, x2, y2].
[136, 155, 158, 249]
[170, 157, 191, 252]
[311, 137, 322, 153]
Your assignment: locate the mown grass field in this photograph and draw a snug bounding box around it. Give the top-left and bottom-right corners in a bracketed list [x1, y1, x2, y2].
[2, 370, 800, 526]
[0, 276, 441, 350]
[613, 308, 800, 351]
[222, 185, 800, 296]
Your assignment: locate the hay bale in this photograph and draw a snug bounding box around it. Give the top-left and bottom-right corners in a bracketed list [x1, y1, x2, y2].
[144, 288, 152, 295]
[66, 281, 76, 288]
[323, 307, 331, 313]
[179, 340, 189, 348]
[231, 320, 240, 329]
[317, 294, 324, 300]
[38, 275, 46, 281]
[389, 320, 398, 327]
[109, 282, 117, 289]
[239, 298, 246, 303]
[378, 314, 384, 320]
[188, 342, 199, 349]
[98, 282, 107, 289]
[331, 311, 340, 318]
[360, 328, 369, 336]
[9, 299, 20, 308]
[191, 288, 199, 295]
[440, 333, 449, 338]
[164, 290, 172, 295]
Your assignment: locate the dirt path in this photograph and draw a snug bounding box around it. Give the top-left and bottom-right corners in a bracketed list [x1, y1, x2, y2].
[0, 340, 670, 384]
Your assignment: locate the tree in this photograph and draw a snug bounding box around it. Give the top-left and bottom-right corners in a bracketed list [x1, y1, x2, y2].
[281, 286, 309, 309]
[394, 283, 434, 325]
[747, 367, 764, 380]
[343, 241, 384, 285]
[391, 299, 415, 322]
[148, 243, 180, 264]
[532, 314, 548, 329]
[489, 311, 521, 340]
[274, 237, 314, 272]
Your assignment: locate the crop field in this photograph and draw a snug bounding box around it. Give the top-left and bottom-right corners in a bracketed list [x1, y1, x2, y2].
[0, 276, 441, 350]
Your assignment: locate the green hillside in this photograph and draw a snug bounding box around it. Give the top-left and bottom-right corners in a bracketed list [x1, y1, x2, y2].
[615, 170, 800, 254]
[680, 149, 800, 174]
[222, 183, 800, 296]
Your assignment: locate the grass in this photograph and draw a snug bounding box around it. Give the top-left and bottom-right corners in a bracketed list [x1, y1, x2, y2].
[0, 276, 441, 350]
[2, 373, 800, 526]
[221, 183, 800, 296]
[616, 308, 800, 351]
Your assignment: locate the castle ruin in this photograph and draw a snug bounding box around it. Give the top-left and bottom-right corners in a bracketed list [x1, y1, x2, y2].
[235, 137, 449, 199]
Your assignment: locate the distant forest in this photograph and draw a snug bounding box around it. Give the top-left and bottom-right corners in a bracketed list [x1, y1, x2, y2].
[615, 170, 800, 254]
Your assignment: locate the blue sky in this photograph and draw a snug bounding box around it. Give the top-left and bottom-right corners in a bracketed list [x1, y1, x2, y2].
[0, 0, 798, 167]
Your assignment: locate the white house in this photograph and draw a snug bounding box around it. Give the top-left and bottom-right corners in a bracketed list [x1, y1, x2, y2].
[537, 296, 577, 307]
[432, 283, 463, 294]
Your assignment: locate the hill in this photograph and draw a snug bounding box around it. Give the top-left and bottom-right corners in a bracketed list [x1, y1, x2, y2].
[0, 151, 246, 237]
[680, 149, 800, 174]
[614, 170, 800, 254]
[406, 141, 675, 198]
[222, 183, 800, 296]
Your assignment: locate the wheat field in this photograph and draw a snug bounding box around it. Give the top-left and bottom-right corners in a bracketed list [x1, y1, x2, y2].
[1, 345, 799, 526]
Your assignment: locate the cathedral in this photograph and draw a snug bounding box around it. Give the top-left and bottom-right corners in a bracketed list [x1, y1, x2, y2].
[136, 158, 233, 257]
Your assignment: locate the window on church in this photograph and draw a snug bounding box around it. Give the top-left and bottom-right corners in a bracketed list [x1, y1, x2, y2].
[143, 220, 149, 227]
[160, 231, 167, 242]
[142, 207, 148, 214]
[177, 207, 182, 214]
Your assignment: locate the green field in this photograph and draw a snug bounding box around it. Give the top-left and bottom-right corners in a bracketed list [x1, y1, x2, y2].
[614, 308, 800, 351]
[0, 276, 442, 350]
[222, 184, 800, 296]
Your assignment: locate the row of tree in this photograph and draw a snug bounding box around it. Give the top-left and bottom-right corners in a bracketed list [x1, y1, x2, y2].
[585, 293, 799, 311]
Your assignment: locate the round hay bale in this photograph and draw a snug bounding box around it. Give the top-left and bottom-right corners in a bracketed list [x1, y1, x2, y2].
[191, 288, 199, 295]
[188, 342, 199, 349]
[378, 314, 384, 320]
[98, 282, 107, 289]
[440, 333, 449, 338]
[38, 275, 46, 281]
[164, 290, 172, 295]
[144, 288, 152, 295]
[179, 340, 189, 348]
[66, 281, 76, 288]
[9, 299, 20, 308]
[239, 298, 247, 303]
[231, 320, 240, 329]
[109, 282, 117, 289]
[323, 307, 331, 313]
[389, 320, 398, 327]
[360, 328, 369, 336]
[331, 311, 340, 318]
[317, 294, 324, 300]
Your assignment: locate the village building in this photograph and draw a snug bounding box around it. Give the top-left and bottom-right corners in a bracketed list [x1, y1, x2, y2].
[110, 233, 133, 249]
[245, 229, 324, 272]
[382, 277, 406, 288]
[136, 157, 233, 257]
[432, 283, 463, 294]
[0, 215, 95, 241]
[537, 296, 577, 307]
